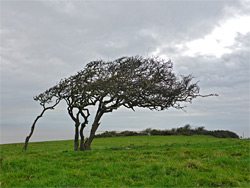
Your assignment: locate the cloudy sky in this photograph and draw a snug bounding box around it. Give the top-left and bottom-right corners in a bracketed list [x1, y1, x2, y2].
[1, 0, 249, 144]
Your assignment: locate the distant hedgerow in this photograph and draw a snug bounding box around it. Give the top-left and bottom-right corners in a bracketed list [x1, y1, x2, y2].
[96, 125, 239, 139]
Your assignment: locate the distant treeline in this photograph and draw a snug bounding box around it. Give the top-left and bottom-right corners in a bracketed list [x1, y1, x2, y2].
[96, 125, 239, 139]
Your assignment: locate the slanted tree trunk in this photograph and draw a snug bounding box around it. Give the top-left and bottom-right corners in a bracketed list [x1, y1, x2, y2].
[22, 108, 46, 152]
[83, 110, 104, 150]
[82, 100, 120, 151]
[22, 100, 59, 152]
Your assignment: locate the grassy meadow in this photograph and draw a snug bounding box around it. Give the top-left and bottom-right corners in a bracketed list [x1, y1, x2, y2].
[0, 135, 249, 187]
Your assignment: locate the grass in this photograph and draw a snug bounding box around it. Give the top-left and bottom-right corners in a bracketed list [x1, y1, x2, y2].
[0, 135, 249, 187]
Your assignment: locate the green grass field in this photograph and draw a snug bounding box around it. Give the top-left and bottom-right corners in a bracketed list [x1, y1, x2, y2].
[0, 135, 249, 187]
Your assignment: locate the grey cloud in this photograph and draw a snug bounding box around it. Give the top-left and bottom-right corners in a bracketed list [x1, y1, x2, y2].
[167, 33, 250, 137]
[173, 33, 250, 90]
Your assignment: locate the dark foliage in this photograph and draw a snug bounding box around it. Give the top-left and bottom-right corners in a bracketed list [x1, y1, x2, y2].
[95, 131, 139, 138]
[96, 125, 239, 139]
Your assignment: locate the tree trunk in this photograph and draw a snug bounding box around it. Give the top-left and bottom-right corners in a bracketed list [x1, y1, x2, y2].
[83, 122, 98, 150]
[67, 107, 82, 151]
[79, 123, 86, 151]
[83, 138, 91, 150]
[22, 100, 60, 152]
[83, 111, 104, 150]
[22, 108, 46, 152]
[74, 123, 80, 151]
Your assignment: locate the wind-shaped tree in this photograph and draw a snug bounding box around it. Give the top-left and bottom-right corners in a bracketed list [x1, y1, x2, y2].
[23, 56, 216, 152]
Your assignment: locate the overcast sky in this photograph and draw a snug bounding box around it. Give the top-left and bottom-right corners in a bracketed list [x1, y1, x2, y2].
[1, 0, 249, 144]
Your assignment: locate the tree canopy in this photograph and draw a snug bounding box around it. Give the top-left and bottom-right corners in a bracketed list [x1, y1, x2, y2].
[23, 56, 216, 152]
